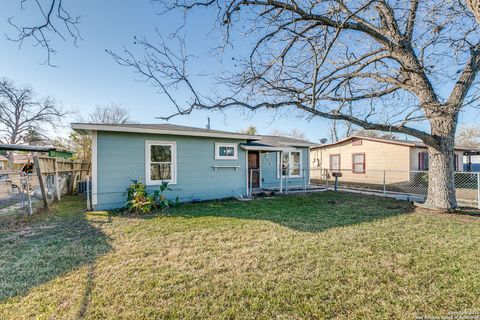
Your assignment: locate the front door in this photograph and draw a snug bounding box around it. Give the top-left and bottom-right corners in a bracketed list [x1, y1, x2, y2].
[248, 151, 260, 188]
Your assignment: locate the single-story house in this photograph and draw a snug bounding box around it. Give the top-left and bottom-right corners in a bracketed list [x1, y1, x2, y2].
[72, 123, 314, 210]
[310, 136, 470, 185]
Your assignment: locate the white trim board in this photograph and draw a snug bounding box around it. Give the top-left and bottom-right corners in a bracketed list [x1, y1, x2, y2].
[245, 152, 249, 197]
[277, 149, 303, 179]
[145, 140, 177, 185]
[91, 130, 98, 207]
[215, 142, 238, 160]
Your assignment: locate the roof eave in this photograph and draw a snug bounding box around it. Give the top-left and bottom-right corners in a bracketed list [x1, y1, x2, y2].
[310, 135, 472, 151]
[240, 145, 296, 152]
[71, 123, 261, 140]
[311, 135, 416, 149]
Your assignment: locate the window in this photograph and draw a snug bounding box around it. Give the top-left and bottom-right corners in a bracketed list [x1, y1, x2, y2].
[352, 153, 365, 173]
[279, 151, 302, 177]
[329, 154, 340, 172]
[418, 151, 429, 170]
[146, 141, 176, 185]
[0, 162, 3, 171]
[215, 143, 238, 160]
[419, 152, 460, 171]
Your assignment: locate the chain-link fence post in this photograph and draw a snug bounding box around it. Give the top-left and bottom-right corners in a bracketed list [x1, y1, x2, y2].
[325, 169, 329, 191]
[19, 176, 26, 209]
[477, 172, 480, 209]
[25, 175, 33, 215]
[383, 170, 386, 195]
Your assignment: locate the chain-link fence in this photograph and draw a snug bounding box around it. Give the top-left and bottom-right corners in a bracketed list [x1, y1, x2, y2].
[309, 168, 480, 208]
[0, 173, 39, 215]
[0, 157, 91, 215]
[247, 167, 480, 208]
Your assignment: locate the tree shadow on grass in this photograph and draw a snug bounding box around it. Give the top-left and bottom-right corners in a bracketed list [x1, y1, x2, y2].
[0, 197, 112, 301]
[168, 192, 415, 233]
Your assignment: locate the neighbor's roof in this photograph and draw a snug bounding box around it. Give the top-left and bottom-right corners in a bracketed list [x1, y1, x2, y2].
[72, 123, 262, 140]
[260, 135, 316, 147]
[311, 135, 473, 151]
[242, 135, 315, 151]
[0, 144, 69, 153]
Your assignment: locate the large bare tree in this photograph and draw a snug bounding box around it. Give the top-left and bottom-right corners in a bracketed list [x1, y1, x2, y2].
[58, 104, 131, 161]
[456, 126, 480, 148]
[6, 0, 81, 65]
[109, 0, 480, 210]
[467, 0, 480, 22]
[0, 79, 66, 167]
[88, 104, 131, 124]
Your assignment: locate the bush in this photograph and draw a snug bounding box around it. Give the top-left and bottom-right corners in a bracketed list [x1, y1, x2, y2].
[152, 181, 180, 210]
[125, 180, 179, 214]
[125, 180, 153, 214]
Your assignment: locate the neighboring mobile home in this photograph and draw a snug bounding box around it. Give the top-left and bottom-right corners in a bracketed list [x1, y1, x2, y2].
[72, 123, 314, 210]
[310, 136, 468, 185]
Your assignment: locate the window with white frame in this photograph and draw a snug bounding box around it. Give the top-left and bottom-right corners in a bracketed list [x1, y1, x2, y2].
[146, 141, 176, 185]
[279, 151, 302, 177]
[215, 143, 238, 160]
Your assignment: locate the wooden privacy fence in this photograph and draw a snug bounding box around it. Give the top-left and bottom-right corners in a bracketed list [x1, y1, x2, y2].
[33, 156, 91, 209]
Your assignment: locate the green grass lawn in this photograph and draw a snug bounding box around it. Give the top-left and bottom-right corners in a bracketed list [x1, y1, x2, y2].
[1, 192, 480, 319]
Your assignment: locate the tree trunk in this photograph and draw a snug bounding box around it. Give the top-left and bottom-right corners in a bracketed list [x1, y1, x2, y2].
[466, 0, 480, 24]
[6, 151, 14, 171]
[424, 119, 457, 210]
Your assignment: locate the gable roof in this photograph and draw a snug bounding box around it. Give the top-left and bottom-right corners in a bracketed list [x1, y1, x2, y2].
[241, 135, 314, 151]
[72, 123, 261, 140]
[312, 135, 472, 151]
[71, 123, 315, 147]
[254, 135, 315, 148]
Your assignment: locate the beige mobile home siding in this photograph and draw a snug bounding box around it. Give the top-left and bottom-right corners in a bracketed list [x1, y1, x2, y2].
[310, 138, 411, 184]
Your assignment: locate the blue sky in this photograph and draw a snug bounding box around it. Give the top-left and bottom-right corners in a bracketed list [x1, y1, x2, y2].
[0, 0, 477, 142]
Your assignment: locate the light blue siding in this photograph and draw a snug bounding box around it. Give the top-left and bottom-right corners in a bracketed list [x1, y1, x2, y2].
[96, 131, 247, 210]
[259, 149, 310, 189]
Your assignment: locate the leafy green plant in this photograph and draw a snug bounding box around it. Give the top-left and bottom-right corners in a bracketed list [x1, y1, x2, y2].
[125, 180, 153, 214]
[152, 181, 180, 209]
[125, 180, 179, 214]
